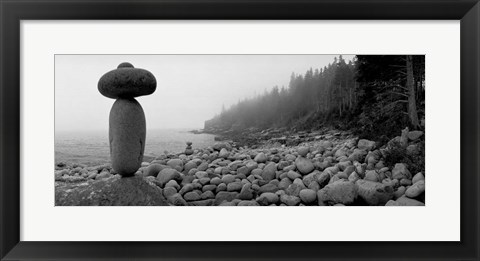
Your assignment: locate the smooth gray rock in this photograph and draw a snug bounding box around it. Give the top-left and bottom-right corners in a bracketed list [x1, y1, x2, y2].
[98, 63, 156, 99]
[109, 98, 146, 176]
[317, 180, 357, 205]
[356, 180, 393, 206]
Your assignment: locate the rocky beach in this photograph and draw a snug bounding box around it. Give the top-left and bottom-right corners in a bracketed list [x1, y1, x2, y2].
[55, 127, 425, 206]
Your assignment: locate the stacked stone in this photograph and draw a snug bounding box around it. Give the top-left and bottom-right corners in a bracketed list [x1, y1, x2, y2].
[185, 141, 193, 155]
[98, 62, 156, 176]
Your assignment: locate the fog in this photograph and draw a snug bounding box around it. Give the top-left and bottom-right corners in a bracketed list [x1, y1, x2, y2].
[55, 55, 354, 132]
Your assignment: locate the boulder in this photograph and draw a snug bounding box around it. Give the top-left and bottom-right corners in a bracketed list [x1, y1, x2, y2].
[317, 180, 357, 205]
[356, 180, 393, 206]
[55, 176, 167, 206]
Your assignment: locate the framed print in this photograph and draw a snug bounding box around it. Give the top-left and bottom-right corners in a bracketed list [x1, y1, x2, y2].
[1, 0, 479, 260]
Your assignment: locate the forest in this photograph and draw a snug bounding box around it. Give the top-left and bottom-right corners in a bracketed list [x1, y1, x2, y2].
[205, 55, 425, 142]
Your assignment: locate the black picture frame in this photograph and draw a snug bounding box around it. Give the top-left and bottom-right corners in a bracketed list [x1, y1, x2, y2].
[1, 0, 479, 260]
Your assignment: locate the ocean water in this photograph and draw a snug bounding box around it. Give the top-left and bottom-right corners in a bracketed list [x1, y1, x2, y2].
[55, 129, 216, 166]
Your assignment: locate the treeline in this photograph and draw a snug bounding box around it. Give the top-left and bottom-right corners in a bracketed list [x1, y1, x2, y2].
[205, 55, 425, 140]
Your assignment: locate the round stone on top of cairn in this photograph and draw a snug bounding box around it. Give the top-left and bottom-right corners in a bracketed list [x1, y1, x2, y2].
[185, 141, 193, 155]
[98, 63, 157, 176]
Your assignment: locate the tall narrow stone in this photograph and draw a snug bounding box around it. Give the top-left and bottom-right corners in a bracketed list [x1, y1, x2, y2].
[98, 63, 156, 176]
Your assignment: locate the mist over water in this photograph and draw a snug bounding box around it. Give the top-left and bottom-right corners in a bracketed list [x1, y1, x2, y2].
[55, 129, 216, 166]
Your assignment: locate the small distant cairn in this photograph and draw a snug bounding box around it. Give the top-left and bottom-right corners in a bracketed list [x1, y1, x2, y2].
[185, 141, 193, 155]
[98, 62, 157, 176]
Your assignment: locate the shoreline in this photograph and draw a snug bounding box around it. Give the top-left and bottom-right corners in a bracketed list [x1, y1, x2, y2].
[55, 127, 425, 206]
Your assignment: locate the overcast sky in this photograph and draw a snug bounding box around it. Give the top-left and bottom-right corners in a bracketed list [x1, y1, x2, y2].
[55, 55, 354, 132]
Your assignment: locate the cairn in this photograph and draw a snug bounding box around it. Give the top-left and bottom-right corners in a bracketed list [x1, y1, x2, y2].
[98, 62, 156, 176]
[185, 141, 194, 155]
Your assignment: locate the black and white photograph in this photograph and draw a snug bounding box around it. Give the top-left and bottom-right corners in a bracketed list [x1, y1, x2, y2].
[54, 54, 425, 206]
